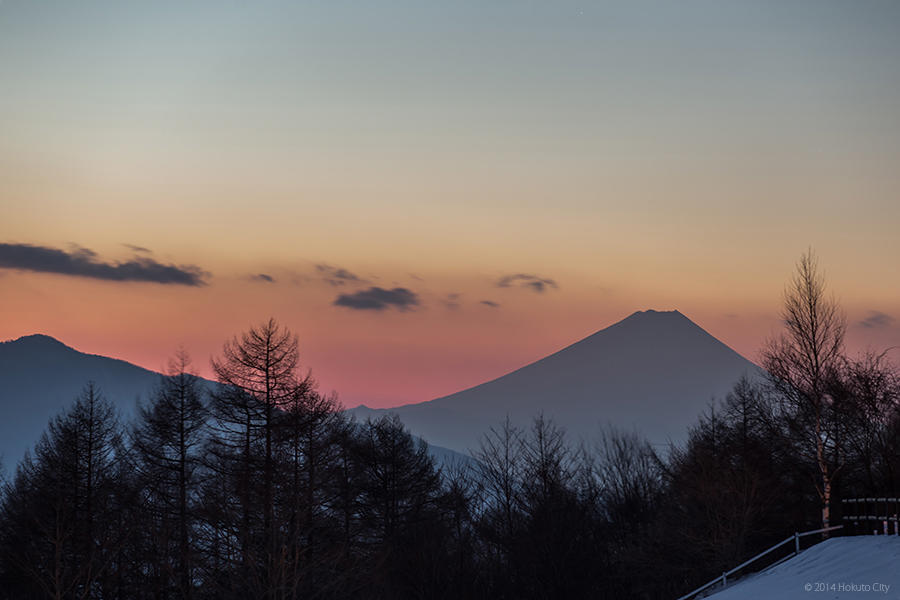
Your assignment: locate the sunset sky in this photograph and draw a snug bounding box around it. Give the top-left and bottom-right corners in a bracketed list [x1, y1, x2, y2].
[1, 1, 899, 408]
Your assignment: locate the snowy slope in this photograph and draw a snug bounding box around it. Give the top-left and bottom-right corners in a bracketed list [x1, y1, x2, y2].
[706, 537, 900, 600]
[350, 310, 761, 454]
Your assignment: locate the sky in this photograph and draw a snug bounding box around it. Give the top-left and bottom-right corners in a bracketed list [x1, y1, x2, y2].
[1, 0, 899, 408]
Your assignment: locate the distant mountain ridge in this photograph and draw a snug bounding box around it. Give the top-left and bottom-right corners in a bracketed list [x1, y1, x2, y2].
[350, 310, 763, 453]
[0, 334, 470, 472]
[1, 311, 759, 471]
[0, 334, 166, 469]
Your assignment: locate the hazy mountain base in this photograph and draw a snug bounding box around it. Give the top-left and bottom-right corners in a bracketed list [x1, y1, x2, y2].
[0, 334, 472, 472]
[1, 310, 760, 470]
[0, 334, 162, 467]
[350, 310, 763, 454]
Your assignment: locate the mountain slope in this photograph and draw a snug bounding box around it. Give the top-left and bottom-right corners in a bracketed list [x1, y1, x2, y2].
[0, 334, 166, 468]
[350, 310, 762, 454]
[0, 334, 471, 472]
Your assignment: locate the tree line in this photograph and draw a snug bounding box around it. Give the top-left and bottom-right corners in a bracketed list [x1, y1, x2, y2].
[1, 251, 898, 599]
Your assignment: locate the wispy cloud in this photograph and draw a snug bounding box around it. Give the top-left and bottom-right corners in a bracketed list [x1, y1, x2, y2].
[858, 310, 895, 329]
[496, 273, 558, 293]
[334, 287, 420, 311]
[122, 243, 152, 254]
[249, 273, 275, 283]
[0, 242, 209, 286]
[316, 263, 366, 286]
[480, 300, 500, 308]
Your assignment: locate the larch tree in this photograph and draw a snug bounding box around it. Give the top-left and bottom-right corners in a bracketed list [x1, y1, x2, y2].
[0, 383, 124, 600]
[353, 415, 444, 597]
[274, 386, 343, 593]
[208, 318, 314, 596]
[132, 349, 207, 599]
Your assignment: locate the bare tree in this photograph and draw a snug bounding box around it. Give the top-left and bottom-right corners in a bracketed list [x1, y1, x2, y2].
[274, 387, 343, 598]
[762, 250, 846, 530]
[132, 349, 207, 599]
[352, 415, 444, 597]
[520, 415, 576, 508]
[594, 425, 662, 531]
[0, 383, 125, 600]
[208, 318, 315, 596]
[473, 416, 524, 556]
[839, 351, 900, 494]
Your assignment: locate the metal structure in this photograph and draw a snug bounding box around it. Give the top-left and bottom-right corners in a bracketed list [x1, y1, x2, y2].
[675, 525, 844, 600]
[842, 497, 900, 536]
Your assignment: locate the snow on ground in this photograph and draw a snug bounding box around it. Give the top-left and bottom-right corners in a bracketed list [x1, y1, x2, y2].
[706, 536, 900, 600]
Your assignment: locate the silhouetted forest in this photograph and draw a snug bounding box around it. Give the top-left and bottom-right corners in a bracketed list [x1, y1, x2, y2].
[1, 253, 899, 599]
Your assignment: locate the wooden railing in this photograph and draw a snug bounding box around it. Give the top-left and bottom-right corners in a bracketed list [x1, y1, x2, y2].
[674, 525, 844, 600]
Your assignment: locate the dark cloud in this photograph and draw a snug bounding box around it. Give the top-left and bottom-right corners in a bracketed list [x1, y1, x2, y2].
[249, 273, 275, 283]
[122, 243, 152, 254]
[858, 310, 895, 329]
[334, 287, 420, 311]
[443, 293, 461, 310]
[496, 273, 558, 293]
[316, 263, 366, 286]
[0, 242, 209, 286]
[480, 300, 500, 308]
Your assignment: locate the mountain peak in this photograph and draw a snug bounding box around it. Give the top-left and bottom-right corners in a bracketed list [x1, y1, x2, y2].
[590, 309, 699, 340]
[0, 334, 195, 466]
[2, 333, 71, 349]
[352, 308, 761, 452]
[624, 308, 685, 320]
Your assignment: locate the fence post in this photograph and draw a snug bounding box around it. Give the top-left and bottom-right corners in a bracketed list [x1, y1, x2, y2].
[722, 572, 727, 587]
[794, 532, 800, 554]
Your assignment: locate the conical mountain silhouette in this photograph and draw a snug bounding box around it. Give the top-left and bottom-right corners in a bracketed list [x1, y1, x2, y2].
[1, 311, 759, 468]
[351, 310, 761, 452]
